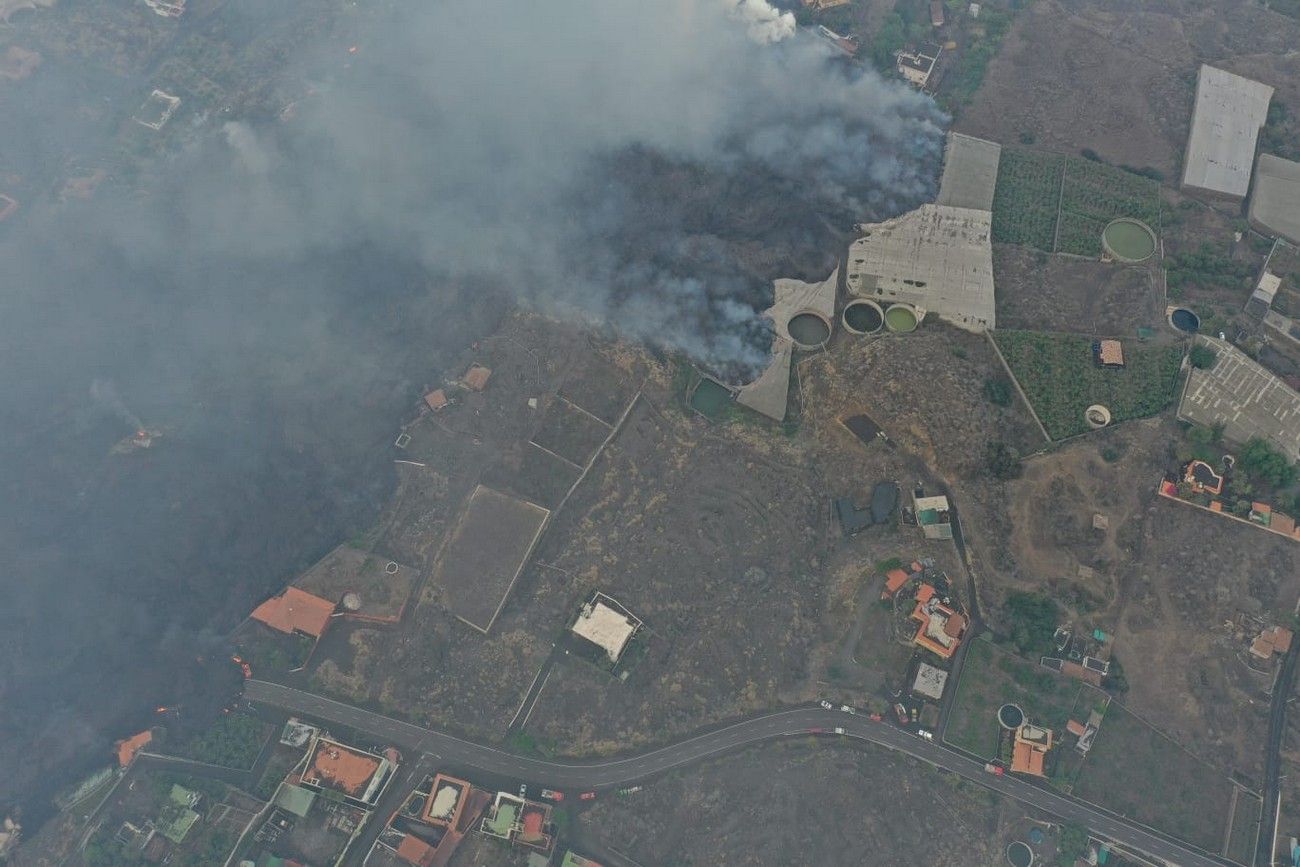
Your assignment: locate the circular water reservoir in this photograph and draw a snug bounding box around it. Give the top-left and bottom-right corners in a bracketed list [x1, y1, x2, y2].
[842, 299, 884, 335]
[884, 304, 919, 333]
[1006, 841, 1034, 867]
[787, 312, 831, 349]
[1101, 218, 1156, 262]
[998, 703, 1025, 729]
[1169, 307, 1199, 334]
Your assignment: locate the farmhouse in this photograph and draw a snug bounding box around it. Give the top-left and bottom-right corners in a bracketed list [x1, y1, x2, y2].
[250, 586, 336, 638]
[1183, 460, 1224, 495]
[895, 44, 942, 89]
[300, 737, 392, 807]
[1181, 65, 1273, 201]
[847, 205, 996, 332]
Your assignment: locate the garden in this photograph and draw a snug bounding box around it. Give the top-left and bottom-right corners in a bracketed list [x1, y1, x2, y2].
[993, 331, 1184, 439]
[991, 149, 1163, 257]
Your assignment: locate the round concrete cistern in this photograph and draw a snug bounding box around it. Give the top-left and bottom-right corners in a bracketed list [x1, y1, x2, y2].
[1006, 841, 1034, 867]
[1169, 307, 1199, 334]
[998, 703, 1025, 730]
[1101, 218, 1157, 263]
[884, 303, 919, 333]
[787, 310, 832, 349]
[841, 299, 884, 335]
[1085, 404, 1112, 429]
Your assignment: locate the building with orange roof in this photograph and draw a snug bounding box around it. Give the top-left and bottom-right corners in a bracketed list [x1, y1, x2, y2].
[250, 586, 335, 638]
[396, 834, 435, 867]
[1009, 722, 1053, 776]
[423, 774, 469, 827]
[881, 568, 910, 599]
[116, 730, 153, 767]
[1066, 719, 1087, 737]
[424, 389, 449, 411]
[1272, 512, 1296, 537]
[909, 587, 965, 659]
[301, 737, 392, 806]
[1010, 740, 1045, 776]
[1250, 625, 1294, 660]
[462, 364, 491, 391]
[1096, 339, 1125, 368]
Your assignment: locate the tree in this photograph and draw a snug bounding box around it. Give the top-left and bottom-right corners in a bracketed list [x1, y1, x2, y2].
[1188, 344, 1217, 370]
[1238, 437, 1297, 488]
[1004, 592, 1058, 655]
[984, 440, 1022, 479]
[870, 13, 906, 72]
[983, 376, 1013, 407]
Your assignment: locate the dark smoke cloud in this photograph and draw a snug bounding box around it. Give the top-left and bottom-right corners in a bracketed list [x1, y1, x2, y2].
[0, 0, 943, 819]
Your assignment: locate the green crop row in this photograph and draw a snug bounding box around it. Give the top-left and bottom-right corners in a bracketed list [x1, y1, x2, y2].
[991, 148, 1163, 255]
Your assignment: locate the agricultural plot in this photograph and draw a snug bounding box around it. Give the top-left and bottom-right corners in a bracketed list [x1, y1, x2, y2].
[994, 331, 1183, 439]
[991, 150, 1064, 250]
[1074, 702, 1234, 853]
[1058, 159, 1162, 256]
[991, 149, 1162, 256]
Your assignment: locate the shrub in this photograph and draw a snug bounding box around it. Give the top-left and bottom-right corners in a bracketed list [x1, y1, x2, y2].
[985, 440, 1022, 479]
[983, 376, 1013, 406]
[1188, 344, 1217, 370]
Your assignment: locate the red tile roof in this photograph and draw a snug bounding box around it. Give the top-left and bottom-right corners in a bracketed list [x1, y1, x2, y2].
[882, 568, 909, 598]
[1010, 740, 1045, 776]
[250, 587, 335, 637]
[396, 834, 434, 866]
[424, 389, 448, 411]
[463, 364, 491, 391]
[915, 583, 935, 603]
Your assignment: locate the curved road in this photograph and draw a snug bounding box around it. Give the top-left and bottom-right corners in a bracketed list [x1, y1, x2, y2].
[246, 680, 1228, 867]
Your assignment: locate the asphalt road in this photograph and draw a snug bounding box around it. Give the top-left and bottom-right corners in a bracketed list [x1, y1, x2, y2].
[1258, 638, 1300, 865]
[246, 680, 1231, 867]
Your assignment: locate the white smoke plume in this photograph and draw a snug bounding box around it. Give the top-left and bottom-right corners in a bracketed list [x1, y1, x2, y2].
[728, 0, 798, 42]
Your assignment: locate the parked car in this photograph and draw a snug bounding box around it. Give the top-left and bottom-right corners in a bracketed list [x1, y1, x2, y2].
[868, 712, 883, 722]
[518, 784, 528, 798]
[894, 703, 908, 724]
[984, 762, 1005, 776]
[579, 791, 597, 801]
[819, 700, 834, 710]
[540, 789, 564, 801]
[917, 728, 933, 741]
[808, 727, 824, 734]
[833, 727, 845, 735]
[840, 705, 856, 715]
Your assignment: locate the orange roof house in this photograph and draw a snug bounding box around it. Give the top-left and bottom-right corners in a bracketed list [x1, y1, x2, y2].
[909, 587, 965, 659]
[250, 586, 335, 637]
[462, 364, 492, 391]
[396, 834, 435, 867]
[1010, 740, 1045, 776]
[1251, 625, 1294, 659]
[116, 730, 153, 767]
[302, 739, 386, 802]
[1184, 460, 1224, 495]
[1066, 719, 1087, 737]
[1097, 339, 1125, 367]
[424, 389, 449, 411]
[882, 568, 909, 599]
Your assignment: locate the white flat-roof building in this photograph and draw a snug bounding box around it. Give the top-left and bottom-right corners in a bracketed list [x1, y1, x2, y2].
[912, 662, 949, 701]
[1249, 154, 1300, 245]
[1181, 65, 1273, 200]
[570, 594, 642, 662]
[846, 204, 995, 331]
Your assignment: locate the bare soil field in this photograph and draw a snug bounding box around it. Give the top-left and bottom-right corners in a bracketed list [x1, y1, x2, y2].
[801, 324, 1042, 482]
[993, 245, 1166, 336]
[957, 0, 1300, 179]
[522, 396, 829, 752]
[574, 740, 1011, 866]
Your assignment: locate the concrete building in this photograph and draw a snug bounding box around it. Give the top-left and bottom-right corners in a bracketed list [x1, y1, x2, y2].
[1249, 154, 1300, 244]
[936, 133, 1001, 212]
[570, 594, 641, 663]
[896, 44, 942, 89]
[912, 662, 949, 701]
[1181, 65, 1273, 200]
[847, 205, 995, 331]
[912, 492, 954, 540]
